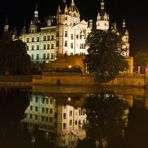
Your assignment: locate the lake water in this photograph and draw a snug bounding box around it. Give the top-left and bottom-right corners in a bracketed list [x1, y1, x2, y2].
[0, 87, 148, 148]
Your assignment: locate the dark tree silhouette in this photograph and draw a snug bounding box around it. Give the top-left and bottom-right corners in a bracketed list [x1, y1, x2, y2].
[0, 32, 31, 75]
[84, 29, 129, 82]
[80, 91, 128, 148]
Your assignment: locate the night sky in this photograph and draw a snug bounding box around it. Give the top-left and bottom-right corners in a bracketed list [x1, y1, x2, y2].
[0, 0, 148, 55]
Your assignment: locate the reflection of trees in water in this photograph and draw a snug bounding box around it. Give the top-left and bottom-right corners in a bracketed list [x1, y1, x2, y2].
[123, 107, 148, 148]
[78, 91, 128, 148]
[0, 88, 31, 148]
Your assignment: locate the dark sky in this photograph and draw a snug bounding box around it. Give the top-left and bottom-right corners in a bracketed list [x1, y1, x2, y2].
[0, 0, 148, 54]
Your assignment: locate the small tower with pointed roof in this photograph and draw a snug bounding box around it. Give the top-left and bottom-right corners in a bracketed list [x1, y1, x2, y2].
[96, 0, 109, 30]
[4, 18, 9, 32]
[121, 19, 130, 57]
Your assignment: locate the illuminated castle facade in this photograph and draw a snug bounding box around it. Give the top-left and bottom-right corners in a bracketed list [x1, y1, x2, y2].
[17, 0, 130, 63]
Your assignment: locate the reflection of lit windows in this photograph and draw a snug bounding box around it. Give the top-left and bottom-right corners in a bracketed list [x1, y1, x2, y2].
[46, 99, 49, 104]
[30, 114, 32, 119]
[30, 106, 33, 111]
[31, 45, 34, 50]
[36, 45, 39, 50]
[51, 35, 54, 40]
[43, 36, 46, 41]
[47, 53, 49, 59]
[43, 44, 46, 50]
[63, 123, 66, 129]
[69, 120, 72, 125]
[71, 34, 73, 40]
[71, 43, 73, 49]
[42, 98, 45, 103]
[63, 113, 66, 119]
[42, 116, 44, 121]
[51, 53, 54, 59]
[42, 108, 45, 113]
[31, 54, 34, 60]
[65, 31, 68, 37]
[32, 37, 34, 42]
[70, 110, 72, 116]
[49, 117, 53, 122]
[36, 54, 39, 60]
[43, 53, 46, 59]
[50, 99, 53, 104]
[47, 36, 50, 41]
[35, 96, 38, 102]
[37, 37, 39, 42]
[46, 108, 48, 113]
[65, 41, 67, 47]
[75, 120, 77, 125]
[56, 41, 59, 47]
[47, 44, 50, 49]
[50, 109, 53, 114]
[51, 44, 54, 49]
[27, 38, 29, 43]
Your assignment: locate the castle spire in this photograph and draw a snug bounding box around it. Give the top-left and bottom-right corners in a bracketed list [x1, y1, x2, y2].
[34, 2, 39, 23]
[4, 18, 9, 32]
[71, 0, 75, 6]
[122, 19, 126, 28]
[101, 0, 105, 10]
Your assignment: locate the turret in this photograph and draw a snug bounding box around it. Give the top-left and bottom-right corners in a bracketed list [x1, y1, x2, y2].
[34, 3, 40, 24]
[4, 18, 9, 32]
[121, 19, 130, 57]
[96, 0, 109, 30]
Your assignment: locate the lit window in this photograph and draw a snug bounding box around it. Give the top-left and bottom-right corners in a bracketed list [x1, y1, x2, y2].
[69, 120, 72, 125]
[46, 108, 48, 113]
[32, 38, 34, 42]
[37, 37, 39, 42]
[71, 34, 73, 40]
[36, 45, 39, 50]
[43, 36, 46, 41]
[36, 54, 39, 60]
[47, 36, 50, 41]
[50, 109, 53, 114]
[47, 44, 50, 49]
[65, 31, 68, 37]
[70, 110, 72, 116]
[27, 38, 29, 43]
[71, 43, 73, 49]
[43, 44, 46, 50]
[31, 45, 34, 50]
[63, 113, 66, 119]
[31, 54, 34, 60]
[63, 123, 66, 129]
[35, 96, 38, 102]
[51, 35, 54, 40]
[51, 44, 54, 49]
[65, 41, 67, 47]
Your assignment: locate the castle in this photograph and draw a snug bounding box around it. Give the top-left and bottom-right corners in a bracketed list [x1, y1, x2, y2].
[15, 0, 130, 63]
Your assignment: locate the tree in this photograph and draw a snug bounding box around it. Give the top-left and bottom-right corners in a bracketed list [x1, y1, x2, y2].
[81, 91, 128, 148]
[84, 29, 129, 82]
[0, 32, 31, 75]
[134, 51, 148, 67]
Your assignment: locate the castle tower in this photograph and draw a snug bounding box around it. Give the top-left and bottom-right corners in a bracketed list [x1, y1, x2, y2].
[34, 3, 39, 24]
[4, 18, 9, 32]
[96, 0, 109, 30]
[121, 19, 130, 57]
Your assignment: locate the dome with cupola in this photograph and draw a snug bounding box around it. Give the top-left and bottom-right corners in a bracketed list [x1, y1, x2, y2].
[68, 0, 80, 18]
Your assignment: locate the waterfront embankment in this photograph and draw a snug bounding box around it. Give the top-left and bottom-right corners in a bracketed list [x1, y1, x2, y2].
[0, 73, 148, 88]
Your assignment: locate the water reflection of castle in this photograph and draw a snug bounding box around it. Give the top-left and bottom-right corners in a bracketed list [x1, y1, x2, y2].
[21, 94, 86, 147]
